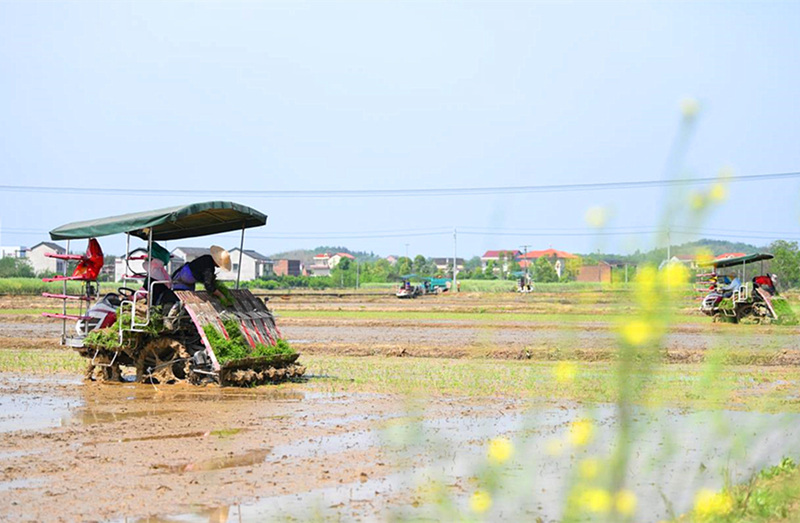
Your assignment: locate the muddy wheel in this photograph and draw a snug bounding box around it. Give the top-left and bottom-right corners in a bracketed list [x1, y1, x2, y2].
[136, 338, 191, 384]
[736, 305, 759, 324]
[85, 360, 122, 382]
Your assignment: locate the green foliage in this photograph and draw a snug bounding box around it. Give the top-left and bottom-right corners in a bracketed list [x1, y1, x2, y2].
[533, 257, 558, 283]
[203, 319, 295, 364]
[83, 309, 165, 350]
[769, 240, 800, 289]
[203, 320, 249, 363]
[771, 297, 798, 325]
[0, 258, 35, 278]
[0, 278, 117, 295]
[215, 281, 234, 307]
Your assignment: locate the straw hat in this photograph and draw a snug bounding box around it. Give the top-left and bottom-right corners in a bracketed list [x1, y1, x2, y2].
[210, 245, 231, 271]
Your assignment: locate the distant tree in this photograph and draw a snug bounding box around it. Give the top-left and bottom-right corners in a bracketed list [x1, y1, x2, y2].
[396, 257, 412, 277]
[0, 258, 35, 278]
[484, 260, 497, 279]
[413, 255, 427, 274]
[560, 257, 582, 282]
[769, 240, 800, 289]
[533, 257, 558, 283]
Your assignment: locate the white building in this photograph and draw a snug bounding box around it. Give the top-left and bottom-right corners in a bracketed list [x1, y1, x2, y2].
[28, 242, 65, 275]
[217, 249, 273, 281]
[1, 246, 29, 259]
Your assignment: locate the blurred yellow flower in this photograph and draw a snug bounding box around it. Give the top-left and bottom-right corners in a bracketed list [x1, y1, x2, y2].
[709, 182, 727, 202]
[636, 265, 657, 286]
[615, 489, 637, 516]
[694, 488, 733, 518]
[470, 489, 492, 513]
[569, 418, 594, 447]
[416, 479, 447, 504]
[578, 458, 600, 479]
[585, 206, 609, 228]
[661, 262, 689, 288]
[680, 96, 700, 118]
[580, 488, 612, 513]
[695, 248, 714, 267]
[622, 320, 650, 346]
[689, 190, 706, 210]
[488, 437, 513, 464]
[545, 438, 565, 456]
[554, 361, 577, 384]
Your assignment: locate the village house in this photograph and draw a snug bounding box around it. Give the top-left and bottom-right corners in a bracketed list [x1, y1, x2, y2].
[480, 250, 521, 272]
[576, 261, 613, 283]
[308, 252, 354, 277]
[432, 257, 465, 272]
[27, 242, 64, 275]
[0, 245, 29, 259]
[519, 248, 579, 279]
[273, 259, 302, 277]
[217, 249, 273, 281]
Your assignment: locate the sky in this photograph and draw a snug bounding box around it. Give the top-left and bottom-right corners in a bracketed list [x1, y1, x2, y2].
[1, 1, 799, 259]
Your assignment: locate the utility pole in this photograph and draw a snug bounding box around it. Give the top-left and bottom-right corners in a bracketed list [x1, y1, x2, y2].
[452, 227, 458, 292]
[666, 228, 671, 263]
[404, 243, 409, 260]
[356, 259, 360, 290]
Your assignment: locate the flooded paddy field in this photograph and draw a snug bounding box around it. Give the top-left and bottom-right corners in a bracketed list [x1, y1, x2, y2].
[1, 291, 800, 521]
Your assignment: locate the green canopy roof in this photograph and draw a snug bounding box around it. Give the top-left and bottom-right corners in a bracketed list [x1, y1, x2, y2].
[700, 253, 774, 269]
[49, 201, 267, 241]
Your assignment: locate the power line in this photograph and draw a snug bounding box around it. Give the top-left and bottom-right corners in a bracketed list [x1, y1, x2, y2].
[0, 171, 798, 198]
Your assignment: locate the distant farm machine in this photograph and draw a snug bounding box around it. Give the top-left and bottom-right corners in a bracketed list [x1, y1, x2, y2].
[42, 201, 304, 386]
[697, 253, 797, 325]
[396, 275, 450, 299]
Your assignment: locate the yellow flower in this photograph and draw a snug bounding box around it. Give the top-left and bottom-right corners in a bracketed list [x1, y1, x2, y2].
[487, 437, 513, 464]
[695, 248, 714, 267]
[689, 190, 706, 210]
[709, 182, 727, 202]
[569, 418, 594, 447]
[554, 361, 577, 384]
[680, 96, 700, 118]
[580, 488, 612, 513]
[470, 489, 492, 513]
[615, 489, 637, 516]
[660, 262, 689, 289]
[585, 206, 609, 228]
[545, 438, 565, 456]
[694, 488, 733, 518]
[622, 320, 650, 346]
[636, 265, 657, 287]
[578, 458, 600, 479]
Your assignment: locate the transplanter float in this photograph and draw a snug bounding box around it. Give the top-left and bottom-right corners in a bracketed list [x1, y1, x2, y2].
[42, 201, 304, 386]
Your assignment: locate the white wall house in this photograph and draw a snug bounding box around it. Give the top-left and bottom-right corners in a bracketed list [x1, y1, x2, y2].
[28, 242, 65, 275]
[1, 246, 29, 259]
[217, 249, 273, 281]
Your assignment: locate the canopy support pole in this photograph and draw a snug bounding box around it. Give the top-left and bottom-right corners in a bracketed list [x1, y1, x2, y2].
[236, 221, 245, 289]
[61, 240, 70, 345]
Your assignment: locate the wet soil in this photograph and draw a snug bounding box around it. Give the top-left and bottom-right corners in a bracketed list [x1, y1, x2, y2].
[2, 293, 800, 520]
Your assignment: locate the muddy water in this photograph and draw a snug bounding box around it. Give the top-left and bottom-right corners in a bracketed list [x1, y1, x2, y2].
[1, 373, 800, 522]
[148, 406, 800, 522]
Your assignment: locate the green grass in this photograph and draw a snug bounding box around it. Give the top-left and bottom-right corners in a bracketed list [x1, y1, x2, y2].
[0, 349, 85, 373]
[675, 457, 800, 521]
[0, 278, 117, 295]
[301, 355, 800, 411]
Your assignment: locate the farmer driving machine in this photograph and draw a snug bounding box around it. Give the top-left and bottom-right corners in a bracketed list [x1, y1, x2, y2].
[42, 201, 304, 386]
[698, 253, 797, 325]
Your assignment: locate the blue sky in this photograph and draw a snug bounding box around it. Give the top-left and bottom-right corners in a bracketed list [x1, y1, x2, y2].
[1, 1, 799, 258]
